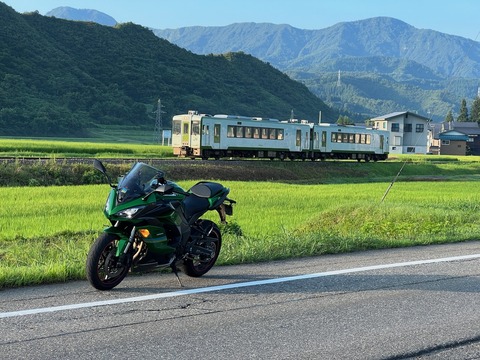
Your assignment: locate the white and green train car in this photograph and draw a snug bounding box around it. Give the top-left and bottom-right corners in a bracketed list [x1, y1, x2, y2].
[311, 123, 389, 161]
[172, 111, 312, 160]
[172, 111, 389, 161]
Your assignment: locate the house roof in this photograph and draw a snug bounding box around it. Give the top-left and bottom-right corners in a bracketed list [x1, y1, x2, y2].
[450, 122, 480, 135]
[371, 111, 430, 122]
[438, 130, 469, 141]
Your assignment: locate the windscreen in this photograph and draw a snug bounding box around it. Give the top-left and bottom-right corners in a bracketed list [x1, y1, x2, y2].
[116, 162, 164, 203]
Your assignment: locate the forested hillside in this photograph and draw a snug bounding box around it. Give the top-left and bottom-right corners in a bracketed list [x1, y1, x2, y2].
[0, 2, 334, 137]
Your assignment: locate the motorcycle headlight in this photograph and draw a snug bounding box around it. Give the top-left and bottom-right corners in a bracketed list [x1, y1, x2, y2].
[115, 206, 145, 219]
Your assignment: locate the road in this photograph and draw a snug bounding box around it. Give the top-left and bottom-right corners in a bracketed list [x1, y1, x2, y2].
[2, 242, 480, 359]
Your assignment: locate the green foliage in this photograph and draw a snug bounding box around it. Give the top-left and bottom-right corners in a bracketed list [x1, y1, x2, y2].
[457, 98, 470, 122]
[0, 4, 332, 137]
[471, 97, 480, 123]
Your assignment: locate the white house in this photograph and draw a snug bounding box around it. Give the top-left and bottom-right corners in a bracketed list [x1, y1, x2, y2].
[371, 111, 430, 154]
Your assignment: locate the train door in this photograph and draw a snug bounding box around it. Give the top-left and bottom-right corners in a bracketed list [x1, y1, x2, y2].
[202, 123, 210, 147]
[295, 129, 301, 150]
[213, 124, 221, 149]
[172, 119, 182, 155]
[182, 120, 190, 147]
[190, 119, 200, 149]
[321, 130, 327, 151]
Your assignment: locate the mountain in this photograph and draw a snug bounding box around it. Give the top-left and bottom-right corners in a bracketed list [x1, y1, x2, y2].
[45, 6, 117, 26]
[154, 18, 480, 121]
[0, 2, 333, 137]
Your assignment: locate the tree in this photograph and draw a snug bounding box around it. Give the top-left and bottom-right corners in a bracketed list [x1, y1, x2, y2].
[471, 97, 480, 124]
[336, 115, 354, 125]
[457, 98, 470, 122]
[445, 109, 454, 123]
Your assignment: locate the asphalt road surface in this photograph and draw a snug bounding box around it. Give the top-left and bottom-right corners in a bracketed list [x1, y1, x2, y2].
[2, 242, 480, 360]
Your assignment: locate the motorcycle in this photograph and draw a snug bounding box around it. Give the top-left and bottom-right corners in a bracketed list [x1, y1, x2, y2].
[86, 160, 235, 290]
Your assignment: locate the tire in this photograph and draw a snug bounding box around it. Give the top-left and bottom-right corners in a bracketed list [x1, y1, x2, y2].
[183, 222, 222, 277]
[86, 233, 130, 290]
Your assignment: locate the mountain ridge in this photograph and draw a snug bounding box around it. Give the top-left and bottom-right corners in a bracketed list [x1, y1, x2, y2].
[153, 17, 480, 120]
[45, 6, 117, 26]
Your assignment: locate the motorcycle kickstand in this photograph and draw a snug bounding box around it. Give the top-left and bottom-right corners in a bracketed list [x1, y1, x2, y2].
[171, 261, 184, 288]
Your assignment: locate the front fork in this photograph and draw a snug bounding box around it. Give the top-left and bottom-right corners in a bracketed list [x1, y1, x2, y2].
[117, 226, 136, 264]
[103, 223, 135, 265]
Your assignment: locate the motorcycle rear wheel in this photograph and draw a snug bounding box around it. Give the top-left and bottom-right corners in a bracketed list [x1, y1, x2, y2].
[183, 222, 222, 277]
[86, 233, 130, 290]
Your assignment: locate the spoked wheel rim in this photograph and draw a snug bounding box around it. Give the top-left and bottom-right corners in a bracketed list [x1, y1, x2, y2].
[182, 223, 222, 278]
[86, 233, 130, 290]
[98, 243, 127, 283]
[191, 240, 218, 273]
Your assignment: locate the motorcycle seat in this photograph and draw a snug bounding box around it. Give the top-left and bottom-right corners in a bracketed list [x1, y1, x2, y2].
[189, 181, 223, 198]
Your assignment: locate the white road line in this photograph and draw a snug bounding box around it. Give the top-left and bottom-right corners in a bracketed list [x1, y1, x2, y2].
[2, 253, 480, 319]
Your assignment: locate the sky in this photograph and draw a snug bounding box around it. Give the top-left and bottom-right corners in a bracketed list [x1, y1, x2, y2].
[2, 0, 480, 41]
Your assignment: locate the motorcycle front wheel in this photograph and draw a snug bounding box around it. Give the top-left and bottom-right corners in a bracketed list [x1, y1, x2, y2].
[183, 222, 222, 277]
[86, 233, 130, 290]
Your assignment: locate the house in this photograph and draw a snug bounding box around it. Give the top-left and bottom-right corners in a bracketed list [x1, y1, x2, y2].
[437, 130, 470, 155]
[371, 111, 430, 154]
[429, 121, 480, 155]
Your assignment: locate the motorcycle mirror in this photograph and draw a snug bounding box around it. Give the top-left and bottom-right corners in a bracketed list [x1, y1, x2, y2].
[93, 159, 114, 187]
[93, 159, 107, 174]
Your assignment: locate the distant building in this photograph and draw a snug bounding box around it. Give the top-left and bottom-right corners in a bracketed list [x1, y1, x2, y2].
[429, 121, 480, 155]
[438, 130, 469, 155]
[371, 111, 430, 154]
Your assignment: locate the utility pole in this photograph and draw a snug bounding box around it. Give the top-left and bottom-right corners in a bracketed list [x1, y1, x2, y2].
[153, 98, 164, 144]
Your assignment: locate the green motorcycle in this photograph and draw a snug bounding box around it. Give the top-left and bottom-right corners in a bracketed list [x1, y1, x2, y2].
[86, 160, 235, 290]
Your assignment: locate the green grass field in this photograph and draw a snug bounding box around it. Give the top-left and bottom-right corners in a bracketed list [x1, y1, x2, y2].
[1, 180, 480, 288]
[1, 137, 480, 288]
[0, 138, 172, 158]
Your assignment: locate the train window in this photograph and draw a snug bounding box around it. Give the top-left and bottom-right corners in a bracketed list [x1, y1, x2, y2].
[236, 126, 244, 138]
[173, 120, 181, 135]
[277, 129, 284, 140]
[322, 131, 326, 147]
[253, 128, 260, 139]
[192, 121, 200, 135]
[261, 128, 268, 139]
[349, 134, 355, 143]
[331, 133, 337, 142]
[183, 122, 189, 135]
[269, 129, 277, 139]
[202, 125, 209, 135]
[355, 134, 360, 143]
[342, 133, 348, 143]
[227, 126, 235, 138]
[245, 127, 253, 138]
[366, 135, 371, 144]
[360, 134, 366, 144]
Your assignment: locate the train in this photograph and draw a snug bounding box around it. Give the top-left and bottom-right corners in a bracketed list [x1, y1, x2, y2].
[172, 111, 389, 161]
